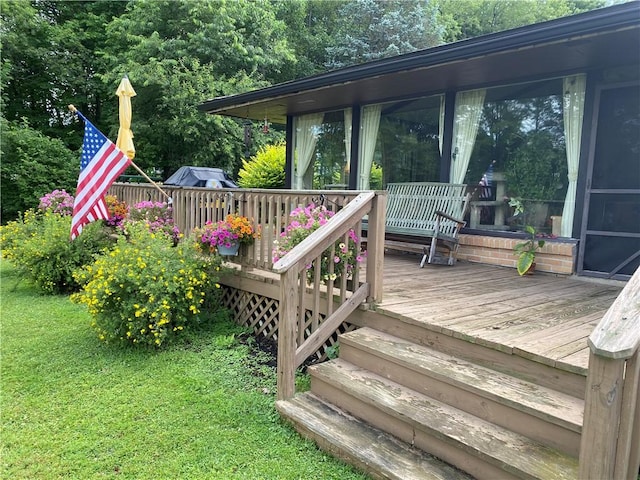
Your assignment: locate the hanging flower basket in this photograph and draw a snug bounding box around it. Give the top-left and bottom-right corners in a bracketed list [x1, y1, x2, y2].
[194, 213, 258, 256]
[217, 240, 240, 256]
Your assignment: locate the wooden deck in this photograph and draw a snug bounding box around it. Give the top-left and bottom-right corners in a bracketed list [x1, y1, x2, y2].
[375, 252, 624, 375]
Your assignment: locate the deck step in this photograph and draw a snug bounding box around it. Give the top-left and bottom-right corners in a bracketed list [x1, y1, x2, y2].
[339, 327, 583, 456]
[310, 359, 579, 480]
[276, 392, 474, 480]
[352, 307, 588, 399]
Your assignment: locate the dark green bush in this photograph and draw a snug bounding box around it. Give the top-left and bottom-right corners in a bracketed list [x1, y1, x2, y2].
[1, 118, 78, 223]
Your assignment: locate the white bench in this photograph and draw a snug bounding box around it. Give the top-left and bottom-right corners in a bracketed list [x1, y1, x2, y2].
[385, 182, 470, 266]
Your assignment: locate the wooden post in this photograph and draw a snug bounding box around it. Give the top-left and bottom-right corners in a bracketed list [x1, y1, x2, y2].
[614, 351, 640, 480]
[277, 268, 299, 400]
[579, 355, 625, 479]
[580, 267, 640, 479]
[366, 192, 386, 303]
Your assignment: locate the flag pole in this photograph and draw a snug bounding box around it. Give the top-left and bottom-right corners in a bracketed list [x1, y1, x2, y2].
[68, 104, 172, 203]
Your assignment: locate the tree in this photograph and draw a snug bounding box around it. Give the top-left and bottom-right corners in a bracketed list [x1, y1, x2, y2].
[1, 118, 78, 222]
[437, 0, 606, 43]
[238, 143, 286, 189]
[273, 0, 345, 79]
[100, 0, 294, 177]
[325, 0, 444, 70]
[0, 1, 127, 148]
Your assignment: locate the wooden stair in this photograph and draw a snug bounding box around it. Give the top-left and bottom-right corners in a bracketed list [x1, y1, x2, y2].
[276, 326, 585, 479]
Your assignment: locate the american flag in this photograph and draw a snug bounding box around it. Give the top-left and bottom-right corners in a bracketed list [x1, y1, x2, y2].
[71, 112, 131, 239]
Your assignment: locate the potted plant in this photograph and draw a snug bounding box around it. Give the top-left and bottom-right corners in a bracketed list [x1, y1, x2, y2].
[195, 213, 257, 256]
[514, 225, 545, 275]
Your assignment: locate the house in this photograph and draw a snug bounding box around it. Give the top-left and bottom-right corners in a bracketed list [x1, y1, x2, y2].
[199, 2, 640, 282]
[108, 8, 639, 476]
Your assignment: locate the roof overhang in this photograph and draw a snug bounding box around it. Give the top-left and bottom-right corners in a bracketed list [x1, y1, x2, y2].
[198, 3, 640, 124]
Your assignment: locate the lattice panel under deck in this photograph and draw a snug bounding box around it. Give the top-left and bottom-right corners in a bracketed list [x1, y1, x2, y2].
[219, 285, 357, 363]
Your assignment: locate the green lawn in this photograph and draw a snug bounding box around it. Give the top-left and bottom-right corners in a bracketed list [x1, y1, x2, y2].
[0, 259, 368, 479]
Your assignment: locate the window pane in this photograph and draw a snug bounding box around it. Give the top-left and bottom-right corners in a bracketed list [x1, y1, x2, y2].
[464, 79, 567, 235]
[587, 193, 640, 234]
[314, 110, 348, 189]
[372, 95, 442, 187]
[592, 86, 640, 190]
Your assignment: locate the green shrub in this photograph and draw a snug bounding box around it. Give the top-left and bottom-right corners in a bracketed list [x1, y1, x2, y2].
[0, 209, 114, 294]
[72, 223, 224, 347]
[0, 118, 78, 223]
[238, 143, 286, 188]
[370, 163, 383, 190]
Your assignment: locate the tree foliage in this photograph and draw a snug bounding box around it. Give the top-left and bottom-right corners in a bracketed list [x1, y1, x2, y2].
[438, 0, 606, 42]
[325, 0, 444, 70]
[273, 0, 345, 78]
[99, 0, 296, 177]
[1, 118, 78, 222]
[0, 0, 609, 222]
[1, 1, 128, 146]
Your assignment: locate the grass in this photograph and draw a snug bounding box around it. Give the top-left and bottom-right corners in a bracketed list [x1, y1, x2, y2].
[0, 260, 369, 479]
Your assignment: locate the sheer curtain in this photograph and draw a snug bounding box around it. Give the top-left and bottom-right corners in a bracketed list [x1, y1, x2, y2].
[344, 108, 352, 181]
[561, 74, 586, 237]
[450, 89, 486, 184]
[293, 113, 324, 190]
[358, 104, 381, 190]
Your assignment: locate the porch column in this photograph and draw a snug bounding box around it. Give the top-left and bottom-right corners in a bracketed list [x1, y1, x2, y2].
[348, 105, 361, 190]
[285, 115, 294, 189]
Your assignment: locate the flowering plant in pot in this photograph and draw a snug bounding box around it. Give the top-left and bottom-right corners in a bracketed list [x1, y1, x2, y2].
[195, 213, 257, 255]
[272, 203, 365, 284]
[514, 225, 545, 275]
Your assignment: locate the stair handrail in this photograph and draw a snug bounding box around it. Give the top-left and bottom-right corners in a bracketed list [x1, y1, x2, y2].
[579, 266, 640, 480]
[273, 191, 386, 400]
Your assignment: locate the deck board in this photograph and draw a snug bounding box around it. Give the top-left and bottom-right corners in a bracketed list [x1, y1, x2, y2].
[377, 253, 624, 375]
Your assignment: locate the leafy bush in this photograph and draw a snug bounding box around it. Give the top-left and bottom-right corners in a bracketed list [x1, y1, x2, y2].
[72, 223, 224, 347]
[0, 118, 78, 223]
[238, 143, 286, 188]
[0, 208, 114, 294]
[272, 203, 365, 284]
[370, 163, 383, 190]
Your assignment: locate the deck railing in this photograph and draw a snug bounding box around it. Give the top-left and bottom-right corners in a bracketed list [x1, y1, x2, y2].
[579, 267, 640, 480]
[272, 191, 386, 400]
[108, 183, 363, 271]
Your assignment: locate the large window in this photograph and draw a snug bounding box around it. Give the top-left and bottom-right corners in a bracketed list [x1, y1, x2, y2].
[292, 110, 348, 190]
[363, 95, 443, 188]
[292, 78, 587, 239]
[314, 110, 349, 189]
[458, 78, 582, 236]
